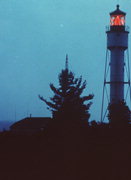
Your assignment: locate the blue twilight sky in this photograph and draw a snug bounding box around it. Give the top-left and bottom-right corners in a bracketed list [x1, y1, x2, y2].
[0, 0, 131, 123]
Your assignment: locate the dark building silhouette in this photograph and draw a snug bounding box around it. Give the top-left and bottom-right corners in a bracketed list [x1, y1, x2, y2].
[10, 117, 51, 134]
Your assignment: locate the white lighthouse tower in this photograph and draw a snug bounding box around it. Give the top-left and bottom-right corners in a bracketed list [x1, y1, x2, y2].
[101, 5, 131, 123]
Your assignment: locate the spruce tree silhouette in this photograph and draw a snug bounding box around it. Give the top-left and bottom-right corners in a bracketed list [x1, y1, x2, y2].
[39, 55, 93, 129]
[108, 100, 130, 126]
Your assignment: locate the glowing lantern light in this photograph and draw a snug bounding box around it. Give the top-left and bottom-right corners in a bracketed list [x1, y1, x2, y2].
[110, 15, 125, 26]
[110, 5, 126, 26]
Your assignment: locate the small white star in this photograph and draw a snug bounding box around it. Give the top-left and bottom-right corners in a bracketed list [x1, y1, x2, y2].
[60, 24, 64, 28]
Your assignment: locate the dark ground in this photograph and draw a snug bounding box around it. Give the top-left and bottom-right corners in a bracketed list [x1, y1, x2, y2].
[0, 126, 131, 180]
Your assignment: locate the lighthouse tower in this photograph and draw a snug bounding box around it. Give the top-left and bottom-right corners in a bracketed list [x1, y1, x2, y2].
[107, 5, 129, 104]
[101, 5, 130, 123]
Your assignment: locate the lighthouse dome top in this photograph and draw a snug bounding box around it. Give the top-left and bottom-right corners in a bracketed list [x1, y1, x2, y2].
[110, 5, 126, 16]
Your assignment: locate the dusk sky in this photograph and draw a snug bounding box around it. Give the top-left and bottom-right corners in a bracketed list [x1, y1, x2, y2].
[0, 0, 131, 124]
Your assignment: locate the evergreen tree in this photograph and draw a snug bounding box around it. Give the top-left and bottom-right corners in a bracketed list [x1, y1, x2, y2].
[39, 55, 93, 126]
[108, 100, 130, 126]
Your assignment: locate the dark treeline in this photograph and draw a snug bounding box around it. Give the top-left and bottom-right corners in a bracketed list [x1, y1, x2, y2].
[0, 125, 131, 180]
[0, 58, 131, 180]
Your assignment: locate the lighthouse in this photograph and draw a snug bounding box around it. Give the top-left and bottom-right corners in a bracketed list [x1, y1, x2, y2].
[101, 5, 131, 123]
[107, 5, 129, 104]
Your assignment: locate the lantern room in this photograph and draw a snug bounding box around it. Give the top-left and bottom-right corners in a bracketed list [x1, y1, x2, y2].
[110, 5, 126, 26]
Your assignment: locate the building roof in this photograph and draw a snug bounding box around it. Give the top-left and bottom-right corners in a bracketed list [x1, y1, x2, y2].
[110, 5, 126, 16]
[10, 117, 51, 130]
